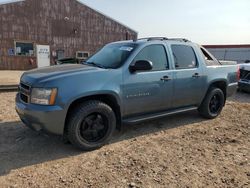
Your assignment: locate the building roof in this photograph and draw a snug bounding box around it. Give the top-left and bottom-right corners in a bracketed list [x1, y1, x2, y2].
[0, 0, 24, 5]
[75, 0, 138, 34]
[0, 0, 138, 34]
[204, 44, 250, 49]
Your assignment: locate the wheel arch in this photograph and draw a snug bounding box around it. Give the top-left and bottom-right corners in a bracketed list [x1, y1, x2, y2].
[206, 79, 228, 101]
[64, 93, 122, 135]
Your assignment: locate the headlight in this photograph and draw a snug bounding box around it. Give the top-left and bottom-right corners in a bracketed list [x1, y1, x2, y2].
[31, 88, 57, 105]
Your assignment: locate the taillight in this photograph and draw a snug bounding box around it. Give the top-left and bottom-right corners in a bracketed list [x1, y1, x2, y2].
[237, 65, 240, 81]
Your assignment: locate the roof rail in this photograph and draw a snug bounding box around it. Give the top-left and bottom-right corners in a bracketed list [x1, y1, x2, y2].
[133, 37, 190, 42]
[134, 37, 168, 42]
[168, 38, 190, 42]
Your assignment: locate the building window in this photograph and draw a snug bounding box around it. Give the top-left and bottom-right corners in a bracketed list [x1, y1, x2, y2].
[57, 50, 65, 60]
[76, 51, 89, 60]
[15, 41, 34, 56]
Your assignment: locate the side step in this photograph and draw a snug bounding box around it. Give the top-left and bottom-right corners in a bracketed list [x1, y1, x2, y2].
[123, 106, 198, 124]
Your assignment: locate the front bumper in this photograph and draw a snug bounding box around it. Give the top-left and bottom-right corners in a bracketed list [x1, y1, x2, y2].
[15, 94, 66, 135]
[238, 80, 250, 93]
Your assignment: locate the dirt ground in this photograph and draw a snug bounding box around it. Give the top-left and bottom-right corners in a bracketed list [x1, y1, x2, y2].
[0, 92, 249, 188]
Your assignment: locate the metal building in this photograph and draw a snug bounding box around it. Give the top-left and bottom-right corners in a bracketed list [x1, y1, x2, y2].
[203, 44, 250, 64]
[0, 0, 137, 70]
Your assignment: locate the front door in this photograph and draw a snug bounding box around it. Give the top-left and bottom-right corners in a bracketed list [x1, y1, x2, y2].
[122, 44, 174, 117]
[36, 45, 50, 68]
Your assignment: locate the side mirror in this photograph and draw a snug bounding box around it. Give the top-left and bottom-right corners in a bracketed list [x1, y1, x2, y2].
[129, 60, 153, 72]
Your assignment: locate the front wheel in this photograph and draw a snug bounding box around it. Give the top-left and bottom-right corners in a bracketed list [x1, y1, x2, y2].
[67, 100, 116, 151]
[198, 87, 225, 119]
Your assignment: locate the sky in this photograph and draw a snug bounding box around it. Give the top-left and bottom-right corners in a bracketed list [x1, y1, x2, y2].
[79, 0, 250, 45]
[0, 0, 249, 45]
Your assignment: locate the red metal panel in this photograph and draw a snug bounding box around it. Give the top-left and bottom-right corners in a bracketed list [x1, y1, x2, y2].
[203, 44, 250, 49]
[0, 0, 137, 70]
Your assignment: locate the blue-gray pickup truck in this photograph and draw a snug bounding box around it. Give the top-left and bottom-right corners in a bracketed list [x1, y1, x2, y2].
[16, 37, 239, 150]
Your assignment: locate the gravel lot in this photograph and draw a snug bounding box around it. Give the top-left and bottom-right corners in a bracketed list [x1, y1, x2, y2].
[0, 92, 249, 188]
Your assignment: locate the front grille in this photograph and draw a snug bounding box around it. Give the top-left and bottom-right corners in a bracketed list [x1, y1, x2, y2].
[20, 82, 31, 91]
[242, 73, 250, 81]
[20, 93, 29, 103]
[240, 69, 249, 79]
[19, 82, 31, 103]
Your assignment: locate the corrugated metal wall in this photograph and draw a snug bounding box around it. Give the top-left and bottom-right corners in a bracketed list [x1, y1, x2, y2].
[0, 0, 137, 70]
[206, 48, 250, 64]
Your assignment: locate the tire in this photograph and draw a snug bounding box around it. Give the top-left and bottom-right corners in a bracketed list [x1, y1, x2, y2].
[198, 87, 225, 119]
[67, 100, 116, 151]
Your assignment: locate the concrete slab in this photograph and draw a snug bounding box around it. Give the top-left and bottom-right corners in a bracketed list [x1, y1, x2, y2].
[0, 71, 24, 86]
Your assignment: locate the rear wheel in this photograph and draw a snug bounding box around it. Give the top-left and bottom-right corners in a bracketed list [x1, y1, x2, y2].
[67, 100, 116, 150]
[198, 87, 225, 119]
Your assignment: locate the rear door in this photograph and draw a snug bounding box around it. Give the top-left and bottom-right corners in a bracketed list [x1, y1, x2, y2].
[122, 44, 174, 117]
[170, 44, 206, 108]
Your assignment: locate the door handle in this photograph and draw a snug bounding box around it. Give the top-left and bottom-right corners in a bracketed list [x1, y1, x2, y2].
[161, 76, 172, 81]
[192, 73, 200, 78]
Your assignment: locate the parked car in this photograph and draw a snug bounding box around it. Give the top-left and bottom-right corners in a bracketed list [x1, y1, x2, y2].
[56, 58, 80, 65]
[16, 37, 239, 150]
[238, 64, 250, 92]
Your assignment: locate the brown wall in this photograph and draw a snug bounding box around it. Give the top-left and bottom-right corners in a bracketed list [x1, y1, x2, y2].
[0, 0, 137, 70]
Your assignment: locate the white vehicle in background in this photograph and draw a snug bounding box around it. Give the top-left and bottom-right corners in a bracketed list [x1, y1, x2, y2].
[238, 63, 250, 93]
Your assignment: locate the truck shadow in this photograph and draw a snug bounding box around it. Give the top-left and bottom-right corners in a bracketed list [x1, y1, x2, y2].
[0, 110, 205, 176]
[228, 91, 250, 103]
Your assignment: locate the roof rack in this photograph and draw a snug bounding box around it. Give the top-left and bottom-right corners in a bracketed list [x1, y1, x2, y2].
[167, 38, 190, 42]
[133, 37, 190, 42]
[134, 37, 168, 42]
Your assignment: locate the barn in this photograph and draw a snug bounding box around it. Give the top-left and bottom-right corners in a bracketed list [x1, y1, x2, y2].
[203, 44, 250, 64]
[0, 0, 137, 70]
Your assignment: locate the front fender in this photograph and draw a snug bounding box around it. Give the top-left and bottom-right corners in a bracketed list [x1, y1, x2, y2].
[65, 90, 122, 111]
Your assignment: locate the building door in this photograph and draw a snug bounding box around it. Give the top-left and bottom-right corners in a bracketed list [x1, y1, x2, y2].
[57, 50, 65, 60]
[36, 45, 50, 68]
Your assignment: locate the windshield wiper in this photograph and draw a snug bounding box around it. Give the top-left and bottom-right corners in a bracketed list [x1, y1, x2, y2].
[83, 61, 106, 69]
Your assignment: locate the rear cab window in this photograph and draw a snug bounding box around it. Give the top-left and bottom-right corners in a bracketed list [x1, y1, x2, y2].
[171, 45, 198, 69]
[200, 47, 221, 66]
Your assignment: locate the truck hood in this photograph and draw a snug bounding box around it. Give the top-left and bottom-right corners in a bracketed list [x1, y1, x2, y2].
[21, 64, 101, 85]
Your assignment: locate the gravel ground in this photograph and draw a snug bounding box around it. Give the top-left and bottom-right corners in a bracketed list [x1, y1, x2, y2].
[0, 92, 249, 188]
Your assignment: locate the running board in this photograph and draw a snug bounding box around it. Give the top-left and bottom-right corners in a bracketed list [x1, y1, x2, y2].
[123, 106, 198, 124]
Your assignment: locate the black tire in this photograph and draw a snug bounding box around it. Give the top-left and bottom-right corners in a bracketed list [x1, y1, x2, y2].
[67, 100, 116, 151]
[198, 87, 225, 119]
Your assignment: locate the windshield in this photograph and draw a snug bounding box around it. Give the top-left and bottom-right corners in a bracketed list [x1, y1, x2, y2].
[85, 43, 137, 69]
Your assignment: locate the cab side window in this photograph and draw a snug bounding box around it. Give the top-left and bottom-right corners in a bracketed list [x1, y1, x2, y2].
[133, 45, 169, 71]
[171, 45, 197, 69]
